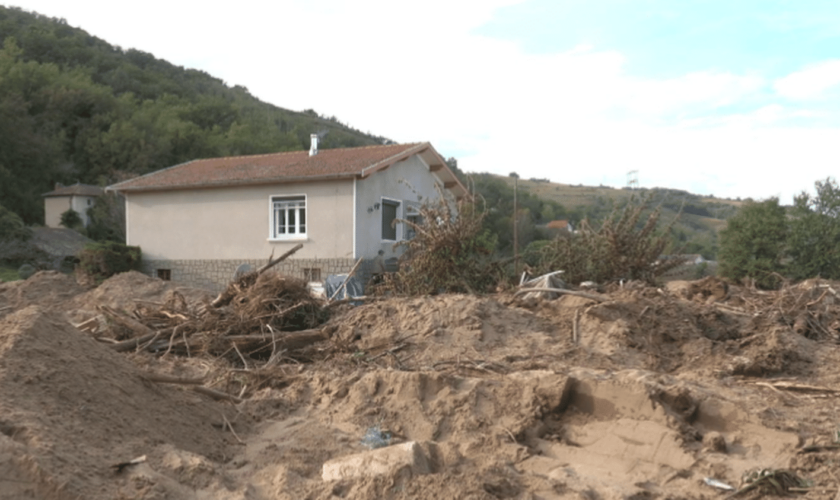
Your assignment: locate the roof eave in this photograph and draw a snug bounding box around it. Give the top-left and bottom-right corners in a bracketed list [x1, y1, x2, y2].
[108, 172, 359, 193]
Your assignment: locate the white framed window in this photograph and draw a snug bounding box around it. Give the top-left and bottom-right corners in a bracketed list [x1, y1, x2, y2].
[381, 198, 401, 241]
[270, 195, 307, 240]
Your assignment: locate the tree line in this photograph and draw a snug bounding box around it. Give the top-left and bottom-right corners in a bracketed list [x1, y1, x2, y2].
[718, 178, 840, 288]
[0, 6, 385, 226]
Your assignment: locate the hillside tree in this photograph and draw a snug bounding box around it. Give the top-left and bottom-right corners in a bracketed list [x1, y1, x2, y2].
[786, 177, 840, 280]
[717, 198, 787, 289]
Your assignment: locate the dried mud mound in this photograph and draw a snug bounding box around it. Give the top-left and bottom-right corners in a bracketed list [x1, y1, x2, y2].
[0, 271, 85, 318]
[248, 366, 804, 499]
[70, 270, 213, 316]
[332, 294, 559, 369]
[0, 307, 231, 500]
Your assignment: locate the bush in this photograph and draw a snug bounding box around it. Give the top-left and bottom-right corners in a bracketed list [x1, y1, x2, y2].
[60, 209, 84, 230]
[78, 241, 141, 280]
[0, 204, 31, 241]
[17, 263, 35, 279]
[537, 196, 682, 285]
[391, 195, 498, 295]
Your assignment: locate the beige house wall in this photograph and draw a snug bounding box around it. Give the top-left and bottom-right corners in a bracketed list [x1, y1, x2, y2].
[354, 154, 450, 261]
[44, 197, 70, 228]
[44, 195, 97, 228]
[126, 180, 354, 261]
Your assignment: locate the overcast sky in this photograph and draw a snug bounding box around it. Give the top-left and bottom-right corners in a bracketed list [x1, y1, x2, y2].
[8, 0, 840, 202]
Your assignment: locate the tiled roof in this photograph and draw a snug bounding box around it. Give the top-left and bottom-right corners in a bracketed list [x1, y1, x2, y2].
[42, 183, 104, 197]
[108, 143, 441, 192]
[546, 220, 570, 229]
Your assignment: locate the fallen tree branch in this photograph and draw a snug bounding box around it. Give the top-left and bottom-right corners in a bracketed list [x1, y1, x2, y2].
[108, 332, 159, 352]
[211, 244, 304, 308]
[755, 381, 840, 394]
[99, 305, 155, 338]
[513, 287, 606, 303]
[227, 329, 329, 351]
[193, 386, 243, 404]
[256, 243, 304, 276]
[140, 372, 206, 385]
[329, 257, 364, 302]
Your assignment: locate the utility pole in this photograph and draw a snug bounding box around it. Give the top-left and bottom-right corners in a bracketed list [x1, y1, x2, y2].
[510, 172, 519, 277]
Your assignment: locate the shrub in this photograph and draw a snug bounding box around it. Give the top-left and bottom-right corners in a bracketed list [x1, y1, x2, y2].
[78, 241, 141, 280]
[537, 196, 682, 285]
[0, 204, 31, 241]
[60, 209, 84, 230]
[391, 195, 498, 295]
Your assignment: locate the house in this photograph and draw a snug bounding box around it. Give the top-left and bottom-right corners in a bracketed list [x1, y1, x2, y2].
[107, 138, 467, 291]
[545, 219, 574, 236]
[42, 183, 104, 228]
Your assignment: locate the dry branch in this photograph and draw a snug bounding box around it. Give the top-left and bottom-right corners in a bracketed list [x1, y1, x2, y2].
[256, 243, 304, 275]
[227, 329, 329, 351]
[513, 287, 606, 303]
[755, 381, 840, 394]
[99, 305, 155, 338]
[328, 257, 364, 302]
[140, 372, 206, 385]
[193, 386, 243, 404]
[211, 244, 304, 308]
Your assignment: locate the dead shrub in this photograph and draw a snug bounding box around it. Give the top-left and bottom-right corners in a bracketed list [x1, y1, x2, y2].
[390, 194, 498, 295]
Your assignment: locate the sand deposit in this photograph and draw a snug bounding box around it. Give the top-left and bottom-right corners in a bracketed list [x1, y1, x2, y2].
[1, 271, 840, 499]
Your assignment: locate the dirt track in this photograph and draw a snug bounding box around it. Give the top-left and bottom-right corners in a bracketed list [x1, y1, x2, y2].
[1, 271, 840, 499]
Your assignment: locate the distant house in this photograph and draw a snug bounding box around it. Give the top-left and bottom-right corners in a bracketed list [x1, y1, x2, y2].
[42, 183, 104, 228]
[107, 138, 467, 291]
[546, 219, 574, 234]
[681, 254, 706, 265]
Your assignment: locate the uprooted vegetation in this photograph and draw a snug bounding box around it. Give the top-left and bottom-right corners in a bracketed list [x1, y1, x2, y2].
[3, 268, 840, 499]
[537, 196, 685, 284]
[386, 194, 500, 295]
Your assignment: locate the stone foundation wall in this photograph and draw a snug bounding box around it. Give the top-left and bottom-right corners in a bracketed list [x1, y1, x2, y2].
[141, 258, 365, 292]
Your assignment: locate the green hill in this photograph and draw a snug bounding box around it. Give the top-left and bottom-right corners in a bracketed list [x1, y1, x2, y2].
[464, 173, 743, 260]
[0, 6, 388, 225]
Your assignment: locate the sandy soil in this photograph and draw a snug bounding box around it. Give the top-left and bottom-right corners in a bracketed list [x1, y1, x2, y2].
[1, 271, 840, 499]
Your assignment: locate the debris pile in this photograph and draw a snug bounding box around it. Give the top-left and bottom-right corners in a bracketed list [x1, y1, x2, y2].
[2, 270, 840, 499]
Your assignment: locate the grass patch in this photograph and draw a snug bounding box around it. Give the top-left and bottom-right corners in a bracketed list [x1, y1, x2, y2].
[0, 264, 20, 282]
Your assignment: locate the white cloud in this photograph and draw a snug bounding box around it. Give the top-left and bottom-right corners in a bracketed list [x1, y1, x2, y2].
[774, 60, 840, 100]
[9, 0, 840, 203]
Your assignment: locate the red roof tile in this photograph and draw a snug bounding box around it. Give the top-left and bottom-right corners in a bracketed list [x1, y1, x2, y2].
[109, 143, 439, 192]
[546, 220, 570, 229]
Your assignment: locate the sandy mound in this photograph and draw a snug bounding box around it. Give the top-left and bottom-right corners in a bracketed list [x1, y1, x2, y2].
[2, 272, 840, 499]
[0, 306, 232, 500]
[69, 270, 213, 317]
[0, 271, 85, 318]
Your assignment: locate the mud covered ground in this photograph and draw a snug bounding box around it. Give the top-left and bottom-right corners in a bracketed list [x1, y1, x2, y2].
[1, 271, 840, 499]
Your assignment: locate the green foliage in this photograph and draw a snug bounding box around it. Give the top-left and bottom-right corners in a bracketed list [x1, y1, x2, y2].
[86, 192, 125, 242]
[537, 197, 682, 285]
[392, 196, 498, 295]
[59, 208, 83, 230]
[717, 198, 787, 289]
[470, 173, 566, 254]
[0, 203, 31, 240]
[17, 263, 35, 279]
[0, 6, 388, 225]
[78, 240, 141, 280]
[0, 264, 19, 282]
[786, 178, 840, 280]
